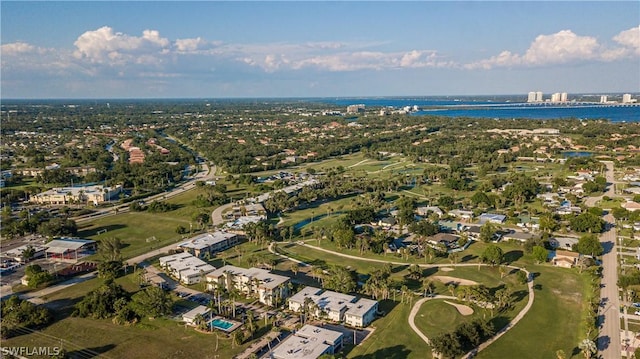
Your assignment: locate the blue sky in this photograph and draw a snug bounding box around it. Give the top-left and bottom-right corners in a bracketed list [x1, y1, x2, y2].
[1, 1, 639, 98]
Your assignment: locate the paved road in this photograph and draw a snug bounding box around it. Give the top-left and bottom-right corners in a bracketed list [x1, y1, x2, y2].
[593, 160, 622, 359]
[211, 201, 235, 227]
[18, 272, 97, 305]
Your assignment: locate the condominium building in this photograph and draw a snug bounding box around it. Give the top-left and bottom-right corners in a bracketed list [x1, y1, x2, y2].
[622, 93, 635, 103]
[177, 231, 239, 259]
[159, 252, 215, 285]
[206, 265, 290, 306]
[288, 286, 378, 328]
[270, 324, 344, 359]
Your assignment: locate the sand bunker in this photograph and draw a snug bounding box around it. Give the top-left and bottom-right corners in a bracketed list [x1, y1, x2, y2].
[444, 300, 474, 316]
[440, 267, 454, 272]
[432, 275, 479, 286]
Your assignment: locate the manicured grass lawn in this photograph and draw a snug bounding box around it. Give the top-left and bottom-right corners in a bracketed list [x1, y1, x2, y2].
[414, 299, 483, 339]
[477, 265, 589, 359]
[2, 315, 245, 359]
[77, 211, 189, 260]
[275, 242, 394, 276]
[347, 300, 431, 359]
[5, 272, 247, 359]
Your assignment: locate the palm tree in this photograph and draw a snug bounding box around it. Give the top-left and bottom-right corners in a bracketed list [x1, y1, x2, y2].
[290, 262, 300, 276]
[302, 296, 315, 324]
[448, 252, 460, 265]
[578, 339, 596, 359]
[229, 287, 240, 318]
[232, 330, 244, 348]
[194, 313, 207, 331]
[311, 266, 324, 285]
[447, 283, 456, 297]
[246, 309, 255, 339]
[214, 281, 225, 313]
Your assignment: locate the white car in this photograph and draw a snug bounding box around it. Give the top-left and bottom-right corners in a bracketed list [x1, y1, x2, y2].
[635, 310, 640, 316]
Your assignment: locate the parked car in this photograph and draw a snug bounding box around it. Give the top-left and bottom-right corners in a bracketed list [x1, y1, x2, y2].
[632, 303, 640, 308]
[635, 310, 640, 316]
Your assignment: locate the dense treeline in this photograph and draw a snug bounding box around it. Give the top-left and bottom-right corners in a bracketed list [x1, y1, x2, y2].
[1, 296, 53, 338]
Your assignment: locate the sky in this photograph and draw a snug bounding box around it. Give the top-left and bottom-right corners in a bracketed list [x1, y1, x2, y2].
[1, 1, 639, 99]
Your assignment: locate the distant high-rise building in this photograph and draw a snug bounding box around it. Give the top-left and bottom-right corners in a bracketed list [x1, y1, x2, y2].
[622, 94, 633, 103]
[536, 91, 543, 102]
[346, 104, 365, 114]
[561, 92, 568, 102]
[527, 92, 537, 103]
[600, 95, 608, 103]
[551, 93, 561, 102]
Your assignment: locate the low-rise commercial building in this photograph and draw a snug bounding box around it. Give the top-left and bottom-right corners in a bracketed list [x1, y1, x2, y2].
[44, 238, 97, 263]
[32, 185, 122, 206]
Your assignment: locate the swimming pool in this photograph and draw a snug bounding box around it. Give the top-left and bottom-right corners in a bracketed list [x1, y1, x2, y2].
[211, 318, 234, 331]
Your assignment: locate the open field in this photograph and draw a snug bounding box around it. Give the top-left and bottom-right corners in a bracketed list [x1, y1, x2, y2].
[77, 187, 221, 260]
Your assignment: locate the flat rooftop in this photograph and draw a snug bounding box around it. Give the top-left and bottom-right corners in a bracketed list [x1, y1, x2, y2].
[207, 265, 289, 289]
[290, 287, 377, 317]
[271, 324, 343, 359]
[178, 231, 237, 250]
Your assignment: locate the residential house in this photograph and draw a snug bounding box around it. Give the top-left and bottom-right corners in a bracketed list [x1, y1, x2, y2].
[427, 233, 460, 250]
[621, 201, 640, 212]
[288, 287, 378, 328]
[448, 209, 474, 222]
[206, 265, 290, 306]
[378, 217, 396, 228]
[552, 250, 580, 268]
[549, 237, 579, 251]
[502, 231, 538, 243]
[478, 213, 507, 225]
[416, 206, 443, 218]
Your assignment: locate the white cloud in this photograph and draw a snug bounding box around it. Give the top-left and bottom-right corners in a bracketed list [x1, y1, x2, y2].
[466, 26, 640, 70]
[613, 25, 640, 56]
[175, 37, 206, 53]
[73, 26, 170, 64]
[245, 49, 452, 72]
[1, 42, 36, 55]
